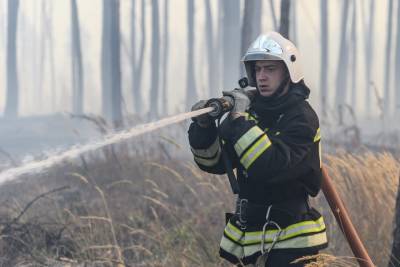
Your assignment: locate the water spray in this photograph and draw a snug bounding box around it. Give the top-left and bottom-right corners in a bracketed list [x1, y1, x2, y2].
[0, 107, 214, 184]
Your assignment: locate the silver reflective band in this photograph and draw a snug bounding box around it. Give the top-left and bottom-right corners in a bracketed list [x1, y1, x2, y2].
[220, 231, 327, 259]
[191, 137, 220, 158]
[194, 153, 221, 167]
[191, 137, 221, 167]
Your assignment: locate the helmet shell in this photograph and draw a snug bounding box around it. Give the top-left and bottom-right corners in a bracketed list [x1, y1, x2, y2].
[242, 32, 304, 86]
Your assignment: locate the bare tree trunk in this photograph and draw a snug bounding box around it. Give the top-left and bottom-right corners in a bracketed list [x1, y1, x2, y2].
[47, 1, 56, 113]
[269, 0, 278, 31]
[149, 0, 160, 118]
[204, 0, 216, 97]
[71, 0, 84, 115]
[222, 0, 240, 90]
[279, 0, 291, 39]
[161, 0, 169, 115]
[102, 0, 112, 120]
[110, 0, 122, 127]
[31, 1, 40, 113]
[350, 0, 357, 110]
[130, 0, 136, 112]
[185, 0, 197, 110]
[395, 0, 400, 115]
[335, 0, 350, 125]
[131, 0, 146, 115]
[102, 0, 122, 127]
[362, 0, 375, 116]
[320, 0, 328, 117]
[5, 0, 20, 117]
[38, 0, 46, 112]
[290, 0, 298, 45]
[38, 0, 56, 113]
[384, 0, 394, 117]
[241, 0, 262, 76]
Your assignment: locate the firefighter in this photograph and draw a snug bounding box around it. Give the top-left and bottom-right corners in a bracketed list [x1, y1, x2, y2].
[188, 31, 328, 266]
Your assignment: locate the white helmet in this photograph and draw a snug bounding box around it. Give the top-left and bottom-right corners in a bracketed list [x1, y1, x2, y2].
[242, 32, 304, 87]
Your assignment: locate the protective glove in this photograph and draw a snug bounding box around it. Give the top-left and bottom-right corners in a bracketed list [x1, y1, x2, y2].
[191, 100, 212, 128]
[222, 88, 251, 120]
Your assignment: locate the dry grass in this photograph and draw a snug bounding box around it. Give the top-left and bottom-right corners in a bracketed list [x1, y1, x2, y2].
[315, 151, 400, 267]
[0, 141, 398, 266]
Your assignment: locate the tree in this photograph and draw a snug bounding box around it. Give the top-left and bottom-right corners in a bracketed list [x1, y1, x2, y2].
[150, 0, 160, 118]
[204, 0, 217, 97]
[269, 0, 278, 31]
[131, 0, 146, 115]
[241, 0, 262, 76]
[384, 0, 394, 117]
[221, 0, 240, 90]
[161, 0, 169, 115]
[101, 0, 122, 127]
[394, 0, 400, 115]
[350, 0, 357, 110]
[335, 0, 350, 125]
[320, 0, 328, 116]
[71, 0, 84, 114]
[46, 1, 56, 112]
[290, 0, 298, 45]
[279, 0, 291, 38]
[4, 0, 20, 117]
[362, 0, 375, 116]
[185, 0, 197, 110]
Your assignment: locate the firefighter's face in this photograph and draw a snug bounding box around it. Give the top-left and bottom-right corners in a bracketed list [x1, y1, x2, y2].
[255, 60, 288, 97]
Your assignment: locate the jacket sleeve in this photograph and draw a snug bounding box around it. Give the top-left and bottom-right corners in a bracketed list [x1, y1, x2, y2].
[188, 122, 228, 174]
[223, 114, 320, 181]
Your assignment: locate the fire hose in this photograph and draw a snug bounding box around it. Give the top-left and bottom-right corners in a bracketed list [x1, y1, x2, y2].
[321, 167, 374, 266]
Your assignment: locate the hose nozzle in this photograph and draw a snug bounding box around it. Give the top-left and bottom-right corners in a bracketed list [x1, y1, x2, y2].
[205, 96, 234, 118]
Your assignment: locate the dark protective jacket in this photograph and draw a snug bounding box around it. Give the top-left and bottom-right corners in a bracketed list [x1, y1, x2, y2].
[188, 82, 328, 265]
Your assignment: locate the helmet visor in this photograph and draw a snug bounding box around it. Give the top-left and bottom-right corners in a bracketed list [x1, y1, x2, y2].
[242, 52, 282, 62]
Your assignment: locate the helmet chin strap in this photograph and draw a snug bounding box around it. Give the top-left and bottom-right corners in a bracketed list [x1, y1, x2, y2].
[257, 75, 290, 100]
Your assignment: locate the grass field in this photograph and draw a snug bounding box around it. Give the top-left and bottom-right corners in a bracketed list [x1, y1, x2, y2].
[0, 138, 398, 266]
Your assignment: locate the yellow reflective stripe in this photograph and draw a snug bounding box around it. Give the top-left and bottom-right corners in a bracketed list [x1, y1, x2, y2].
[224, 222, 244, 242]
[240, 135, 271, 169]
[245, 216, 325, 237]
[234, 126, 264, 156]
[245, 112, 258, 122]
[191, 137, 220, 158]
[314, 127, 321, 142]
[194, 150, 221, 167]
[244, 218, 326, 245]
[224, 217, 325, 245]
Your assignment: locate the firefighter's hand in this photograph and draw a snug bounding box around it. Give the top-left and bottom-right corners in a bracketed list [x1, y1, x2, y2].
[223, 89, 251, 120]
[191, 100, 212, 128]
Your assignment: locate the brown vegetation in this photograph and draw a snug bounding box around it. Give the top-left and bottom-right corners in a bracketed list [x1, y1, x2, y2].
[0, 145, 398, 266]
